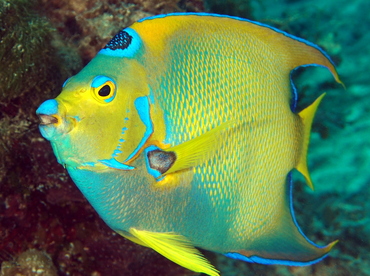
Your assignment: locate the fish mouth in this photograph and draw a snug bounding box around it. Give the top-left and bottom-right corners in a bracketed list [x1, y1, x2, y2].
[39, 114, 59, 125]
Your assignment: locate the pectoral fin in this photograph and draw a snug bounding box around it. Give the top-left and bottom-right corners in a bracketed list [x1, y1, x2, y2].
[128, 228, 219, 276]
[146, 121, 233, 179]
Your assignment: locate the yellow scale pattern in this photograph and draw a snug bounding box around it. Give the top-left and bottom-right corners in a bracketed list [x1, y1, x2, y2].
[149, 22, 303, 248]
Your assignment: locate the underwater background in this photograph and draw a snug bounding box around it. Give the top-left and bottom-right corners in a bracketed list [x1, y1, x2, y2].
[0, 0, 368, 275]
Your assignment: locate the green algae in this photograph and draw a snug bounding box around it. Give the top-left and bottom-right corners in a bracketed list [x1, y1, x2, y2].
[0, 0, 63, 102]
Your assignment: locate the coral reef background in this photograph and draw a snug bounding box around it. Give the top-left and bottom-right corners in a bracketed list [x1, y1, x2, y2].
[0, 0, 368, 275]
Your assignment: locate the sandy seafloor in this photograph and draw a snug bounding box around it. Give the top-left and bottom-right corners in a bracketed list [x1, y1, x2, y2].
[0, 0, 369, 275]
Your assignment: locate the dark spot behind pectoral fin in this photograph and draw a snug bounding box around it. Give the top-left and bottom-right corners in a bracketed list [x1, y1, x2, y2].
[147, 149, 176, 174]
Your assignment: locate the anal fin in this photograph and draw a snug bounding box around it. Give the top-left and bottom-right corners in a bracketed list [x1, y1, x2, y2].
[225, 173, 337, 266]
[129, 228, 220, 276]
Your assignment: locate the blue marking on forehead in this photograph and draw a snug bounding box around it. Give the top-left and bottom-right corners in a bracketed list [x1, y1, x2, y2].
[98, 28, 141, 58]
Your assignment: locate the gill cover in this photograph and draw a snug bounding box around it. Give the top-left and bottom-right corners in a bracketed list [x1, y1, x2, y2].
[39, 26, 152, 169]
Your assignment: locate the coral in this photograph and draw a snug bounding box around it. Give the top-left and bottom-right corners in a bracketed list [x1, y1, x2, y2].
[1, 249, 57, 276]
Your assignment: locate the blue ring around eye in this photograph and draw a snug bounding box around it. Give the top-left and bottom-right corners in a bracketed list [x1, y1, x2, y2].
[91, 75, 116, 103]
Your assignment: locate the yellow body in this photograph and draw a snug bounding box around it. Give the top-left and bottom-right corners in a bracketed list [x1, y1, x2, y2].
[37, 13, 342, 275]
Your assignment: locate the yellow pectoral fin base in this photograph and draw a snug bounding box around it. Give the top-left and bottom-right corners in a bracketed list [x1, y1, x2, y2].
[128, 228, 220, 276]
[162, 121, 234, 176]
[296, 93, 326, 190]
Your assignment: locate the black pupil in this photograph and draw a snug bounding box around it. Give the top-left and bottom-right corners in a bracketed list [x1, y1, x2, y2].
[98, 85, 111, 97]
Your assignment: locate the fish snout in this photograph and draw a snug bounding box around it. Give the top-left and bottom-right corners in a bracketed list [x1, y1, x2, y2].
[39, 114, 59, 125]
[36, 99, 60, 126]
[36, 99, 66, 140]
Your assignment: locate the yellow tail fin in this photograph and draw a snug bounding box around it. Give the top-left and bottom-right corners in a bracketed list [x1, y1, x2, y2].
[296, 93, 325, 190]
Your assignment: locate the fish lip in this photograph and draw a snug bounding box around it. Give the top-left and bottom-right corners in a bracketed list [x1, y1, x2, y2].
[39, 114, 59, 125]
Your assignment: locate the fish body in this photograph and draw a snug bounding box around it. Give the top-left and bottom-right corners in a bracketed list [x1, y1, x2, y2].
[37, 13, 341, 275]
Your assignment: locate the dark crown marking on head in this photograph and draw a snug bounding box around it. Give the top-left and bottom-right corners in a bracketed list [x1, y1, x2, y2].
[104, 30, 133, 51]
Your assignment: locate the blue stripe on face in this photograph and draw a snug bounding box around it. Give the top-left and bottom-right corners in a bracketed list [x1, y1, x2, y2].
[124, 96, 153, 163]
[98, 28, 142, 58]
[98, 158, 134, 170]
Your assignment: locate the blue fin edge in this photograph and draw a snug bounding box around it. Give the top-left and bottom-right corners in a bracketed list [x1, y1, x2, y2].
[286, 172, 327, 250]
[289, 64, 331, 113]
[224, 251, 329, 266]
[137, 12, 336, 114]
[137, 12, 336, 68]
[225, 172, 330, 266]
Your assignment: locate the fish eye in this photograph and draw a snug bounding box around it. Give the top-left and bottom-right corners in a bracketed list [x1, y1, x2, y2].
[91, 76, 116, 103]
[98, 85, 111, 97]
